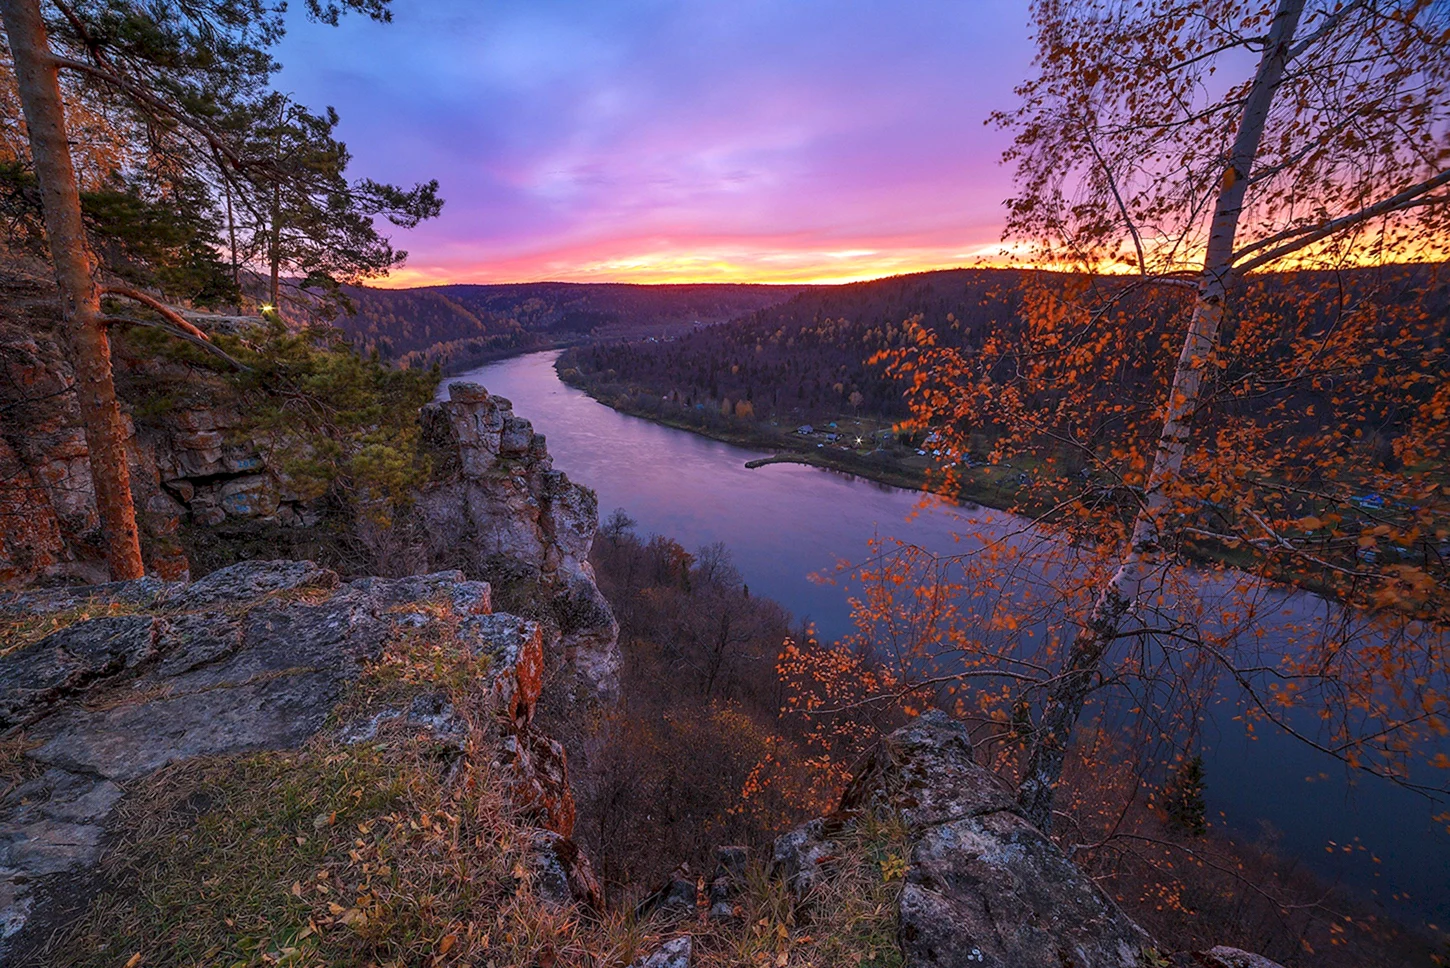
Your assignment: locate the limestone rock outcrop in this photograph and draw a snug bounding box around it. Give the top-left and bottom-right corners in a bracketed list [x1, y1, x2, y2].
[0, 559, 596, 961]
[774, 712, 1152, 968]
[416, 382, 620, 701]
[1, 275, 619, 704]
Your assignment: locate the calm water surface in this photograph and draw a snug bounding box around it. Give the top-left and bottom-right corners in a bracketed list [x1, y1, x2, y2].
[442, 350, 1449, 926]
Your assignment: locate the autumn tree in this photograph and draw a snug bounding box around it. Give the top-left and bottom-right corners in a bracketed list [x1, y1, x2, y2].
[0, 0, 434, 578]
[850, 0, 1450, 831]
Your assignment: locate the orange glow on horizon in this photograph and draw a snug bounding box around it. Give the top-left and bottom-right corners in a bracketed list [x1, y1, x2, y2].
[369, 236, 1018, 288]
[367, 234, 1448, 290]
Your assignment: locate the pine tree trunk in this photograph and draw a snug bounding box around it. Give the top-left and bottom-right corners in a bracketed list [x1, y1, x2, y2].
[1016, 0, 1307, 831]
[269, 166, 282, 309]
[225, 177, 241, 312]
[0, 0, 144, 581]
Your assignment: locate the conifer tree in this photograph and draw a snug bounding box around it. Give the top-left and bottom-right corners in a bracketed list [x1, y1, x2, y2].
[0, 0, 437, 578]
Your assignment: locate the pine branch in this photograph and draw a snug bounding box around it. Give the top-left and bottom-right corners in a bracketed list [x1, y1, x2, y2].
[102, 315, 251, 371]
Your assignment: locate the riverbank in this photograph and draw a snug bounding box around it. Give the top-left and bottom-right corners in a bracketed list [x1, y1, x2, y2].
[554, 359, 1363, 600]
[554, 362, 1034, 501]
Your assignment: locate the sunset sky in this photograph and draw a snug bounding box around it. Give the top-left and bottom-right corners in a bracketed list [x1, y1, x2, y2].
[275, 1, 1034, 286]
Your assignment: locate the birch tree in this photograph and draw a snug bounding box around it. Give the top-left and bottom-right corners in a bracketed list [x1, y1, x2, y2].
[853, 0, 1450, 831]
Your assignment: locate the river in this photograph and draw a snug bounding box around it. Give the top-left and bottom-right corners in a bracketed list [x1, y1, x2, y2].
[441, 349, 1449, 927]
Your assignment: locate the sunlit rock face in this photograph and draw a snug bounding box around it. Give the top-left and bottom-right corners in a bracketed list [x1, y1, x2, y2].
[416, 382, 621, 703]
[0, 559, 595, 960]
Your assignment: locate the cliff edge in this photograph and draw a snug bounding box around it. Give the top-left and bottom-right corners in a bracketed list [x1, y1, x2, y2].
[0, 559, 598, 965]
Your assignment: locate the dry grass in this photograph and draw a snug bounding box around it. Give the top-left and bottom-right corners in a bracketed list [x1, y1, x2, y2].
[0, 599, 142, 660]
[18, 585, 909, 968]
[692, 812, 909, 968]
[37, 702, 905, 968]
[43, 733, 909, 967]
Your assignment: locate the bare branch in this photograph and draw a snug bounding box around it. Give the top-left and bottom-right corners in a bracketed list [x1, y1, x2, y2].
[1232, 169, 1450, 272]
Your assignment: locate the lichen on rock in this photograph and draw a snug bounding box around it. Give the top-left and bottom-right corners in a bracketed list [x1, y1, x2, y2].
[0, 559, 595, 964]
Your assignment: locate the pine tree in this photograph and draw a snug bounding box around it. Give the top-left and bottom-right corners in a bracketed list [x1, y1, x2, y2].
[1162, 755, 1207, 837]
[0, 0, 438, 578]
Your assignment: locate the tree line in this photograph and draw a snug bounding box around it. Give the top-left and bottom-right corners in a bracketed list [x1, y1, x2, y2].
[330, 281, 802, 372]
[566, 265, 1448, 440]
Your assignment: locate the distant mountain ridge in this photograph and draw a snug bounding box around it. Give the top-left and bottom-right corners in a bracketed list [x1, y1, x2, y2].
[331, 280, 807, 372]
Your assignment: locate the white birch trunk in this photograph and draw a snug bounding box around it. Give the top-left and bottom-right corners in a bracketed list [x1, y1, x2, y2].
[1017, 0, 1308, 830]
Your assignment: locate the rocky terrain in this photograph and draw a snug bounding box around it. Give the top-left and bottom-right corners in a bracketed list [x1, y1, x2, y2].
[0, 269, 618, 701]
[0, 559, 598, 964]
[1, 575, 1285, 968]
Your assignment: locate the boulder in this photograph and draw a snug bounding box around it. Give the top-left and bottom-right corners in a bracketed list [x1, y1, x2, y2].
[775, 711, 1152, 968]
[636, 864, 698, 921]
[629, 935, 692, 968]
[1194, 948, 1288, 968]
[771, 817, 843, 899]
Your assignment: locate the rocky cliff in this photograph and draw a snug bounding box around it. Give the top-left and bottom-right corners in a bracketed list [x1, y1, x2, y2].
[0, 270, 329, 583]
[415, 382, 620, 702]
[0, 272, 188, 583]
[0, 559, 599, 964]
[0, 269, 618, 701]
[611, 712, 1289, 968]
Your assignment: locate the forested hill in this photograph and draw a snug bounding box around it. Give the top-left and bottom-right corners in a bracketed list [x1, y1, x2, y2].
[563, 268, 1034, 420]
[331, 281, 805, 371]
[561, 265, 1450, 425]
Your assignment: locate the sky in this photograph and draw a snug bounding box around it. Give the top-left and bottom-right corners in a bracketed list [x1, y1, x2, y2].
[274, 1, 1035, 286]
